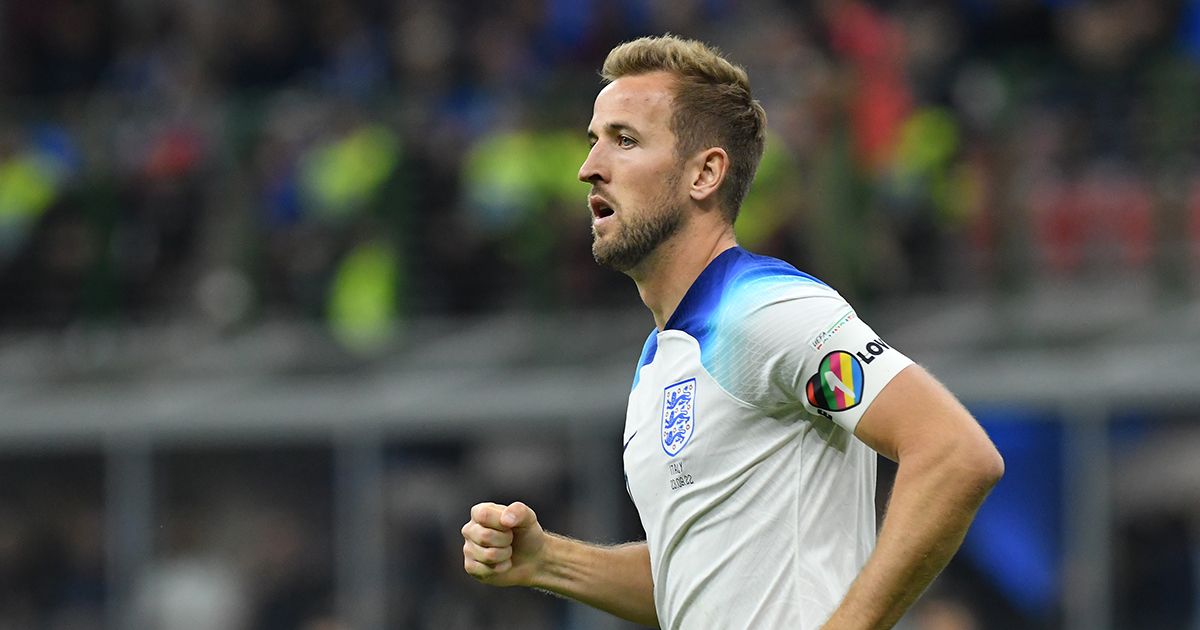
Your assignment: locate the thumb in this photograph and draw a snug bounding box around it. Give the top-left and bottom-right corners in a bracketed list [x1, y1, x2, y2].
[500, 501, 536, 529]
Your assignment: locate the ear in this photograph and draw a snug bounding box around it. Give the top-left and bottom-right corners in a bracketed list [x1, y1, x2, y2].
[688, 147, 729, 205]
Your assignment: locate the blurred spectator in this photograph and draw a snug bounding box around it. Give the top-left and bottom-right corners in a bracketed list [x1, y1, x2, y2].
[0, 0, 1197, 326]
[133, 544, 249, 630]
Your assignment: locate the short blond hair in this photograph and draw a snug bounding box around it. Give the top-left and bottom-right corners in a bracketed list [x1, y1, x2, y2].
[601, 34, 767, 222]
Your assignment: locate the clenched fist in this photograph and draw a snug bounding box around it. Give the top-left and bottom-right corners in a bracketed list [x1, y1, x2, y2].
[462, 501, 546, 587]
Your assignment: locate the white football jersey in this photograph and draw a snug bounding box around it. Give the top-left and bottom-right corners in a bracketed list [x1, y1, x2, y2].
[622, 247, 913, 629]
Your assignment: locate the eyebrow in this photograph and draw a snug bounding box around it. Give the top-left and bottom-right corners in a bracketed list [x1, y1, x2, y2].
[587, 122, 640, 141]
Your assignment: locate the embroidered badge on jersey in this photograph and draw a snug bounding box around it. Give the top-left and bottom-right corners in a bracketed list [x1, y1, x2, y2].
[806, 351, 865, 411]
[661, 378, 696, 456]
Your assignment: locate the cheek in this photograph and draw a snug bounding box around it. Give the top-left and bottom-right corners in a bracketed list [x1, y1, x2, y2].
[635, 161, 679, 192]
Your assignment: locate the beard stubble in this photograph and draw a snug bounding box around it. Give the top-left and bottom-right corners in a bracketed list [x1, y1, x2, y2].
[591, 171, 685, 272]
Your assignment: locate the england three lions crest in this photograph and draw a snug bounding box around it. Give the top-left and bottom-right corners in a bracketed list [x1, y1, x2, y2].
[661, 378, 696, 457]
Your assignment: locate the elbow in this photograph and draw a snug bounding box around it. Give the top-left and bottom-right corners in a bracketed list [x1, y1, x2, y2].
[924, 434, 1003, 497]
[959, 439, 1004, 496]
[904, 439, 1005, 501]
[977, 444, 1005, 490]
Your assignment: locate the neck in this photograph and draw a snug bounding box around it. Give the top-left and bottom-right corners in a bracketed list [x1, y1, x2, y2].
[628, 220, 738, 331]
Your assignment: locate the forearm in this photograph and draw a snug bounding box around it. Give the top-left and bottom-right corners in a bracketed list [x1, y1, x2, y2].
[534, 534, 658, 627]
[823, 451, 1001, 629]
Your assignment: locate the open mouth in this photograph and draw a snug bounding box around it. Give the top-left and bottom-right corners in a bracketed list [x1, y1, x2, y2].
[589, 196, 615, 219]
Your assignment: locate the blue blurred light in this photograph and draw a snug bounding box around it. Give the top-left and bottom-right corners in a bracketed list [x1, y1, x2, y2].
[963, 408, 1063, 617]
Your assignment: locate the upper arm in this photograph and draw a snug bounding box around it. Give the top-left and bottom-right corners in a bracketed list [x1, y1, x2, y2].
[711, 286, 913, 431]
[853, 364, 1003, 475]
[725, 283, 999, 475]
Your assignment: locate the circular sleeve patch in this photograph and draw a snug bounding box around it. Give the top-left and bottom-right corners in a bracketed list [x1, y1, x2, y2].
[805, 351, 865, 411]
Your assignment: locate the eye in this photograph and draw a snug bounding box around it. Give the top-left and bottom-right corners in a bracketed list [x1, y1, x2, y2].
[617, 134, 637, 148]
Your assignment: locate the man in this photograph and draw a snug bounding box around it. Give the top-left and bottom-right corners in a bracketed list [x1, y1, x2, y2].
[462, 35, 1003, 629]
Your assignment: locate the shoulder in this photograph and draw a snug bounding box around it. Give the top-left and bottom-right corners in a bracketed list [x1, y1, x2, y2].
[718, 248, 831, 297]
[672, 248, 838, 330]
[691, 252, 861, 410]
[696, 250, 857, 369]
[711, 250, 849, 338]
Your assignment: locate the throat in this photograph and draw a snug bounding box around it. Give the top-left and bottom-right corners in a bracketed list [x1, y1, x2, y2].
[634, 235, 738, 331]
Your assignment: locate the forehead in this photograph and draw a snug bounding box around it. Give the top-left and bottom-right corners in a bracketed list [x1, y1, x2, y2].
[590, 71, 676, 129]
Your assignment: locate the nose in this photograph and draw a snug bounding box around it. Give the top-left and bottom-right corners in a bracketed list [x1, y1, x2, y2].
[578, 144, 606, 184]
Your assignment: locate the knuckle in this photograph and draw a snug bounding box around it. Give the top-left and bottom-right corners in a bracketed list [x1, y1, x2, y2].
[512, 501, 534, 518]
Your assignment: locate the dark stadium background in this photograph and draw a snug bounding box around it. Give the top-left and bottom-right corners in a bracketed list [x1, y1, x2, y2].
[1, 0, 1198, 628]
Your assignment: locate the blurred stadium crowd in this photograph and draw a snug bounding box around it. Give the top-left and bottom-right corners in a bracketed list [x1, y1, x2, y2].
[2, 0, 1199, 628]
[2, 0, 1198, 335]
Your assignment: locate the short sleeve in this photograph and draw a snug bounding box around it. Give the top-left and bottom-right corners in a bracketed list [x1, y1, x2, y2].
[706, 284, 913, 434]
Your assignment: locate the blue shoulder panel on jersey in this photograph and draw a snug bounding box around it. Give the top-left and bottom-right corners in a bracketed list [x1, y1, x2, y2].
[631, 329, 658, 390]
[630, 247, 826, 390]
[666, 246, 825, 340]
